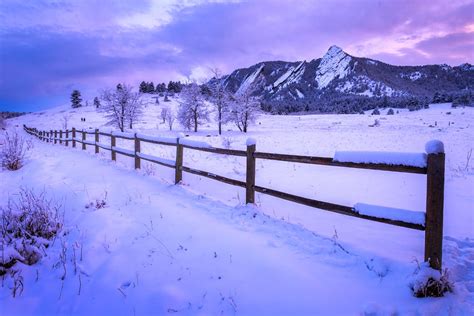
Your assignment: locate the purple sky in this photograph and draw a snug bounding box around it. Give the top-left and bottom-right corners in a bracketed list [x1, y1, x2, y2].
[1, 0, 473, 111]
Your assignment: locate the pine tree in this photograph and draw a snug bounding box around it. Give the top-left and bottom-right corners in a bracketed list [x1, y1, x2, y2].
[139, 81, 147, 93]
[94, 97, 101, 108]
[71, 90, 82, 108]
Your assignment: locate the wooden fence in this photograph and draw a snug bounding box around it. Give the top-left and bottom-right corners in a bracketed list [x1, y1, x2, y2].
[23, 125, 445, 270]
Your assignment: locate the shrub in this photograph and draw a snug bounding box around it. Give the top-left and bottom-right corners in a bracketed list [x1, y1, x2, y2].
[371, 108, 380, 115]
[0, 115, 6, 129]
[387, 108, 394, 115]
[1, 188, 63, 275]
[1, 131, 27, 170]
[409, 262, 453, 297]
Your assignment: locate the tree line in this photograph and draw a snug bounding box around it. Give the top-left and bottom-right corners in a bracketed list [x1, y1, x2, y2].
[139, 81, 183, 94]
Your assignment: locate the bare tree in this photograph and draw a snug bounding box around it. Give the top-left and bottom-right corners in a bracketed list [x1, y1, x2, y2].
[177, 83, 209, 132]
[61, 115, 70, 130]
[166, 110, 175, 131]
[230, 87, 261, 133]
[208, 68, 232, 135]
[100, 84, 142, 132]
[160, 106, 170, 124]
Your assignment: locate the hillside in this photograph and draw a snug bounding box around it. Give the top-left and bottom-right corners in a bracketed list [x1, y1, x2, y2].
[217, 46, 474, 113]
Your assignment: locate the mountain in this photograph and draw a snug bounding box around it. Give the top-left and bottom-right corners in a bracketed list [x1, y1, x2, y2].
[216, 46, 474, 113]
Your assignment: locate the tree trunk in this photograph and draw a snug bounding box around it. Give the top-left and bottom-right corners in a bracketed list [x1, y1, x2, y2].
[218, 107, 222, 135]
[194, 110, 198, 132]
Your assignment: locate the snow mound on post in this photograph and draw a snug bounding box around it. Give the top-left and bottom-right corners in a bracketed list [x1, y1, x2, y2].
[246, 138, 256, 146]
[333, 151, 427, 167]
[354, 203, 425, 226]
[179, 138, 212, 149]
[425, 140, 445, 154]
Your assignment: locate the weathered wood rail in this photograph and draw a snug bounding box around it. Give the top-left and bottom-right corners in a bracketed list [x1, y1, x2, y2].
[23, 125, 445, 270]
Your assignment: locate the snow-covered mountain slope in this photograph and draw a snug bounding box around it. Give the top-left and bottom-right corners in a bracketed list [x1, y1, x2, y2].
[2, 101, 474, 314]
[218, 46, 474, 113]
[315, 45, 352, 88]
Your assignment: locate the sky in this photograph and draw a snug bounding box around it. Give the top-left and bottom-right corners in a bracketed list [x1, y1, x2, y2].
[0, 0, 473, 112]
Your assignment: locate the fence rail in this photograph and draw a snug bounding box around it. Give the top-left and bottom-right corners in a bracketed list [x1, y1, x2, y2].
[23, 124, 445, 270]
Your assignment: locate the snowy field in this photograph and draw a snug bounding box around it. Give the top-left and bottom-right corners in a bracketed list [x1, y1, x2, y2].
[1, 99, 473, 315]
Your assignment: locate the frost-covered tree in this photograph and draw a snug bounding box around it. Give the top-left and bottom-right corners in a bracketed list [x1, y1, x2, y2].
[166, 109, 176, 131]
[161, 106, 170, 123]
[208, 68, 232, 135]
[177, 83, 209, 132]
[230, 88, 261, 133]
[100, 84, 142, 132]
[71, 90, 82, 108]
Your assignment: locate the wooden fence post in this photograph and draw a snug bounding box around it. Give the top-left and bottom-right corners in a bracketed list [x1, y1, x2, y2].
[134, 133, 141, 169]
[175, 137, 183, 184]
[59, 130, 63, 145]
[65, 130, 69, 147]
[111, 133, 116, 161]
[50, 130, 53, 143]
[54, 130, 58, 144]
[82, 130, 86, 150]
[72, 128, 76, 148]
[246, 139, 256, 204]
[424, 143, 445, 271]
[39, 131, 43, 141]
[45, 131, 49, 142]
[95, 129, 99, 154]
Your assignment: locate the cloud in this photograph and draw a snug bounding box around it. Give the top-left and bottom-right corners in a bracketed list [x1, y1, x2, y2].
[0, 0, 472, 111]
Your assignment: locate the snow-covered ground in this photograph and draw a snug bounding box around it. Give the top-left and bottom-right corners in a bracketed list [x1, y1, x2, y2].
[1, 99, 473, 315]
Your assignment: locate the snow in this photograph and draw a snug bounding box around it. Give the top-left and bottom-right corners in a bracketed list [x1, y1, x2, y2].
[295, 88, 304, 98]
[315, 45, 352, 88]
[2, 102, 474, 315]
[354, 203, 425, 226]
[246, 137, 256, 146]
[335, 75, 401, 97]
[400, 71, 426, 81]
[111, 130, 134, 138]
[137, 152, 175, 166]
[236, 64, 264, 95]
[112, 146, 135, 156]
[96, 142, 111, 150]
[333, 151, 427, 167]
[272, 61, 305, 89]
[136, 133, 177, 145]
[425, 140, 445, 154]
[179, 138, 212, 148]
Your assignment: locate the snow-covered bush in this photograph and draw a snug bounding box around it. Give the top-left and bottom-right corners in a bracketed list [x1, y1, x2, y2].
[85, 191, 108, 210]
[409, 262, 453, 297]
[1, 131, 27, 170]
[1, 188, 63, 275]
[387, 108, 394, 115]
[371, 108, 380, 115]
[222, 137, 234, 149]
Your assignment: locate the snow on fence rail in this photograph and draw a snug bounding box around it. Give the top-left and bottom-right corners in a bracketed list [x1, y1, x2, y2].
[23, 125, 446, 270]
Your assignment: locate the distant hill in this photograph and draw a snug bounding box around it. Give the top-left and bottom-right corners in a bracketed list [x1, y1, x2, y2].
[214, 46, 473, 113]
